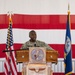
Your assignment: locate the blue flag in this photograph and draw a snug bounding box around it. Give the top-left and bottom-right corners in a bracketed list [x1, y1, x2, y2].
[64, 10, 72, 75]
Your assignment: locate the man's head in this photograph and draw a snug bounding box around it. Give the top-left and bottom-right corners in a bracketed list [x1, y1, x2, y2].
[29, 30, 37, 42]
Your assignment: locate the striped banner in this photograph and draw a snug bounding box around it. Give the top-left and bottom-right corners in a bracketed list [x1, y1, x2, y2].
[0, 14, 75, 58]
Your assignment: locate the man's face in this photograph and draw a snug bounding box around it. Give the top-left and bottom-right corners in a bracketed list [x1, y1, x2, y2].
[29, 31, 37, 41]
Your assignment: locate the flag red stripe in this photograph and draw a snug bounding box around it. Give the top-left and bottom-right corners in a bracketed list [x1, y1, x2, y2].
[1, 44, 75, 58]
[10, 52, 17, 72]
[6, 54, 15, 75]
[4, 62, 9, 75]
[8, 58, 15, 75]
[0, 14, 75, 29]
[9, 56, 17, 75]
[4, 54, 12, 75]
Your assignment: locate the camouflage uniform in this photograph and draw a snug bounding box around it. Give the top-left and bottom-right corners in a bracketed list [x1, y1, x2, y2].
[21, 40, 53, 50]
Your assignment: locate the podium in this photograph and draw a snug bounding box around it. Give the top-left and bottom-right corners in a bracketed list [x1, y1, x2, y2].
[16, 47, 58, 75]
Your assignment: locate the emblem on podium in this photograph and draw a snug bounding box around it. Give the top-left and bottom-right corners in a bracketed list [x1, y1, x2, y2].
[29, 47, 46, 63]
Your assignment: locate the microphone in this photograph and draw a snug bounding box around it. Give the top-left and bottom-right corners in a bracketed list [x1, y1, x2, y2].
[34, 43, 36, 47]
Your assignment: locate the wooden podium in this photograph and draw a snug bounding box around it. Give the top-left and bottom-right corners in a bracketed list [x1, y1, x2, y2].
[16, 47, 58, 75]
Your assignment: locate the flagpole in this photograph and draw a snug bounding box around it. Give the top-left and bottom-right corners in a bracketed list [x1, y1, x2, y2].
[7, 11, 13, 18]
[68, 3, 70, 11]
[64, 4, 72, 75]
[7, 11, 12, 75]
[68, 4, 71, 29]
[4, 11, 17, 75]
[7, 11, 13, 24]
[7, 11, 13, 75]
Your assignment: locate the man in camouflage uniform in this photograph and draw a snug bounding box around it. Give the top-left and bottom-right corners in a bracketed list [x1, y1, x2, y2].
[21, 30, 53, 50]
[21, 30, 54, 75]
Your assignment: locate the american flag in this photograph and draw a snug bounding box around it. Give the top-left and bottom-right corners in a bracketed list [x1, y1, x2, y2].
[4, 17, 17, 75]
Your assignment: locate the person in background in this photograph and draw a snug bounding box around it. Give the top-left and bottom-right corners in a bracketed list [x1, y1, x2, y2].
[21, 30, 54, 50]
